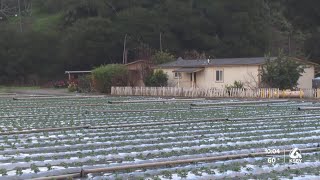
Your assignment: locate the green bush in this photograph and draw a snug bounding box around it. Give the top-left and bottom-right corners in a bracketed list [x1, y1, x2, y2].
[225, 81, 244, 90]
[67, 82, 77, 92]
[92, 64, 128, 93]
[78, 75, 92, 93]
[145, 70, 168, 87]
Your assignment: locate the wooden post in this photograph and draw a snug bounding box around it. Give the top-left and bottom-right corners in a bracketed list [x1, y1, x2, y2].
[123, 34, 127, 64]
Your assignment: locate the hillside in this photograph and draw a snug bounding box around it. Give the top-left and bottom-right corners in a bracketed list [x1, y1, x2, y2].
[0, 0, 319, 85]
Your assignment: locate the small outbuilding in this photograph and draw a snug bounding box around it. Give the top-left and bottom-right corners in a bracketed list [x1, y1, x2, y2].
[65, 71, 92, 81]
[126, 60, 153, 87]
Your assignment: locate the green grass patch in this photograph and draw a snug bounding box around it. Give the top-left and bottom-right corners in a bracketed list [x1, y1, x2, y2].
[0, 86, 40, 93]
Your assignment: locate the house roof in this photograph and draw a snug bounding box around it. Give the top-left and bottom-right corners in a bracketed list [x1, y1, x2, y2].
[158, 57, 275, 68]
[126, 60, 151, 66]
[173, 68, 204, 73]
[291, 57, 320, 66]
[65, 71, 92, 74]
[158, 57, 320, 68]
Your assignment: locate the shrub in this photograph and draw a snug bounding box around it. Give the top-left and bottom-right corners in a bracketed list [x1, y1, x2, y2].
[77, 75, 92, 93]
[145, 70, 168, 87]
[225, 81, 244, 90]
[67, 79, 78, 92]
[68, 82, 77, 92]
[92, 64, 128, 93]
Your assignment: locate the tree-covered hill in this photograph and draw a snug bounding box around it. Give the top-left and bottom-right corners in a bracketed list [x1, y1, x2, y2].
[0, 0, 319, 85]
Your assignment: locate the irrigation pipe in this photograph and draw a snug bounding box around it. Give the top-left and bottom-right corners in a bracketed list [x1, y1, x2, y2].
[31, 173, 81, 180]
[298, 107, 320, 111]
[190, 104, 270, 109]
[79, 147, 319, 177]
[108, 98, 205, 104]
[0, 125, 90, 136]
[0, 96, 17, 98]
[191, 103, 307, 109]
[86, 108, 189, 113]
[89, 118, 228, 129]
[13, 95, 106, 100]
[0, 93, 16, 95]
[228, 114, 320, 121]
[0, 113, 80, 119]
[0, 103, 108, 110]
[191, 100, 289, 106]
[1, 93, 54, 97]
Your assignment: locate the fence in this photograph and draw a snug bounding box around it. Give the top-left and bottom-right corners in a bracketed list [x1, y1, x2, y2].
[298, 88, 320, 98]
[111, 87, 281, 98]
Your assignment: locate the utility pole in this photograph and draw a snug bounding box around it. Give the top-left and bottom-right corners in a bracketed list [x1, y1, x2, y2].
[18, 0, 22, 32]
[288, 33, 291, 56]
[123, 34, 127, 64]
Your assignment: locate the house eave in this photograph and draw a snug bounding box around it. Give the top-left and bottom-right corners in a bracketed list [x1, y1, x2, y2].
[158, 64, 264, 69]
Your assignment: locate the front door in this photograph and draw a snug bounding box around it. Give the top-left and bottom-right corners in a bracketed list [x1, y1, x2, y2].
[190, 73, 197, 88]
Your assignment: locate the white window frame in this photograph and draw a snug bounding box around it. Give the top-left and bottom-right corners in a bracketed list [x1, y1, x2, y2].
[174, 72, 182, 79]
[215, 69, 224, 82]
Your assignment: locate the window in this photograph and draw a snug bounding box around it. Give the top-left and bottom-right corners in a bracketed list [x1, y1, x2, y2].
[174, 72, 182, 79]
[216, 70, 223, 82]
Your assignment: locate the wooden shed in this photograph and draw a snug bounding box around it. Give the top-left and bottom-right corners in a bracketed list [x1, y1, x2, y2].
[126, 60, 153, 87]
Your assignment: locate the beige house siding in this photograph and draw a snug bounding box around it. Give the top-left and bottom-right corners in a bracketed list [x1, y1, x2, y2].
[160, 65, 261, 89]
[206, 65, 260, 89]
[162, 68, 192, 87]
[297, 65, 314, 89]
[160, 65, 315, 89]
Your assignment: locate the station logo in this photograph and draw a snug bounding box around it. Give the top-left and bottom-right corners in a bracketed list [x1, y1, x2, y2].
[289, 148, 302, 163]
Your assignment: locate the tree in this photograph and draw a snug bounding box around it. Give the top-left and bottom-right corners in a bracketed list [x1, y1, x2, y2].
[61, 17, 122, 70]
[1, 0, 320, 86]
[0, 26, 60, 85]
[261, 51, 305, 89]
[305, 29, 320, 61]
[151, 51, 175, 64]
[92, 64, 128, 93]
[182, 50, 207, 60]
[145, 70, 168, 87]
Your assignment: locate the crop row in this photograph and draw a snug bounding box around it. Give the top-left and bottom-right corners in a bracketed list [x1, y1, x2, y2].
[0, 135, 318, 170]
[1, 108, 319, 132]
[1, 123, 319, 152]
[1, 116, 319, 144]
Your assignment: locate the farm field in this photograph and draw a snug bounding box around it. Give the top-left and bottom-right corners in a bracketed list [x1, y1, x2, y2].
[0, 95, 319, 179]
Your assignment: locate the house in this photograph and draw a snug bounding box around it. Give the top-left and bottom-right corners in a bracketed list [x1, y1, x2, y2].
[126, 60, 153, 87]
[157, 57, 318, 89]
